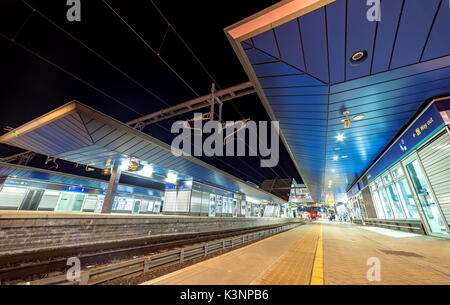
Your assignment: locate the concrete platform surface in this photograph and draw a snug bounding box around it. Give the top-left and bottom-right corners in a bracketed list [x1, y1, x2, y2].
[142, 221, 450, 285]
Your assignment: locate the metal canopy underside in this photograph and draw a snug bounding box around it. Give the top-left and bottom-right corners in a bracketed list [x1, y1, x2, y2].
[0, 101, 285, 204]
[226, 0, 450, 203]
[0, 162, 163, 198]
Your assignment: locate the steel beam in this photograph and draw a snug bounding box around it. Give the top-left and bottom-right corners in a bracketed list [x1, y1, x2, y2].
[126, 81, 254, 127]
[101, 162, 121, 213]
[0, 150, 36, 165]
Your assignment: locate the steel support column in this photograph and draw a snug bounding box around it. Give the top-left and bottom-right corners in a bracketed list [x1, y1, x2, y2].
[101, 162, 121, 213]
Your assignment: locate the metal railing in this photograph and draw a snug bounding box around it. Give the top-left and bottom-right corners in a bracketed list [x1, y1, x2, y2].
[363, 218, 425, 234]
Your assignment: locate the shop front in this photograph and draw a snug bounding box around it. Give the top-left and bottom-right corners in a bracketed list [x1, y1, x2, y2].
[347, 98, 450, 236]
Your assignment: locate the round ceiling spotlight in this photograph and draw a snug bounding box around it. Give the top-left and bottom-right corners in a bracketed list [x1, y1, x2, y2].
[350, 50, 368, 65]
[354, 114, 365, 121]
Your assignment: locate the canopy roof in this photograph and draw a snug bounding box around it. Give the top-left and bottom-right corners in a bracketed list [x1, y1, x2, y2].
[225, 0, 450, 202]
[0, 101, 286, 203]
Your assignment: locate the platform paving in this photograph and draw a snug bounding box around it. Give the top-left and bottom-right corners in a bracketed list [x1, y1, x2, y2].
[142, 220, 450, 285]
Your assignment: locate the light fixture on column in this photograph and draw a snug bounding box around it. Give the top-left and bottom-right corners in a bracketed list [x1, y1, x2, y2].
[343, 111, 351, 128]
[119, 159, 130, 171]
[166, 172, 178, 183]
[140, 164, 153, 177]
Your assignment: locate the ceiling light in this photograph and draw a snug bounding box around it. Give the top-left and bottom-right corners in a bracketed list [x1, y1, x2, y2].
[165, 172, 178, 184]
[335, 148, 340, 151]
[333, 155, 338, 161]
[119, 159, 130, 171]
[139, 164, 153, 178]
[350, 50, 368, 65]
[341, 155, 349, 159]
[336, 134, 345, 141]
[354, 114, 365, 121]
[331, 169, 335, 173]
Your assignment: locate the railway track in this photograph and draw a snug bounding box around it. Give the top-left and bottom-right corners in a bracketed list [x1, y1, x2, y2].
[0, 221, 304, 285]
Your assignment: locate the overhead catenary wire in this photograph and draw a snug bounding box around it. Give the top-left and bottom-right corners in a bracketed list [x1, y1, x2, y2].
[103, 0, 200, 98]
[148, 1, 285, 180]
[1, 31, 265, 184]
[20, 0, 170, 109]
[149, 0, 222, 90]
[20, 2, 269, 184]
[102, 1, 280, 181]
[0, 32, 144, 117]
[12, 6, 34, 41]
[8, 2, 282, 183]
[149, 0, 251, 121]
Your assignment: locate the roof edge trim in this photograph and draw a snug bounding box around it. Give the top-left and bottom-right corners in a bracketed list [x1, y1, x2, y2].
[0, 101, 79, 143]
[224, 27, 316, 202]
[225, 0, 335, 42]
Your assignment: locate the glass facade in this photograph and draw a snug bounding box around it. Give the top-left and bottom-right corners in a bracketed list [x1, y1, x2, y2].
[367, 164, 420, 220]
[0, 178, 162, 214]
[405, 159, 447, 234]
[209, 194, 216, 216]
[395, 178, 419, 218]
[385, 184, 406, 219]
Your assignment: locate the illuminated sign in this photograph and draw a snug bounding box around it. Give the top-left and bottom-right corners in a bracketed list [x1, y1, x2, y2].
[5, 178, 47, 189]
[128, 163, 144, 172]
[365, 102, 446, 184]
[62, 186, 89, 193]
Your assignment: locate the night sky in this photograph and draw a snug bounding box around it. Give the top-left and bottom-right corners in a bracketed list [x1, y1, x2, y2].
[0, 0, 303, 186]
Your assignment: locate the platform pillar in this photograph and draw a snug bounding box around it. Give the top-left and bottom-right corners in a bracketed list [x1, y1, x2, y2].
[0, 175, 7, 192]
[101, 162, 121, 213]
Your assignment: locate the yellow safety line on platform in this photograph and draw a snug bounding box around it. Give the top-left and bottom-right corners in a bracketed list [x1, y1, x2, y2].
[310, 224, 323, 285]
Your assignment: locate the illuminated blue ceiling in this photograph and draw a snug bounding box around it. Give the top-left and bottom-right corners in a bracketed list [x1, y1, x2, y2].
[239, 0, 450, 202]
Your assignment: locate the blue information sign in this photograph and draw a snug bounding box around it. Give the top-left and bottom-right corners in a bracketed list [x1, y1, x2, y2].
[366, 102, 446, 183]
[62, 186, 89, 193]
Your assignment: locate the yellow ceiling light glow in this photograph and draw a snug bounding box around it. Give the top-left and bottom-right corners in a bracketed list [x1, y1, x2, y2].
[352, 51, 364, 61]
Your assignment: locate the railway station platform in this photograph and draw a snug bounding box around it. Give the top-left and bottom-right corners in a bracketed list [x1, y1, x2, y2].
[142, 220, 450, 285]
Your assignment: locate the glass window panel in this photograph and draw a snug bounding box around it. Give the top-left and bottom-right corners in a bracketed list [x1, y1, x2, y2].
[405, 160, 447, 234]
[385, 184, 406, 218]
[153, 201, 161, 213]
[56, 193, 72, 211]
[371, 190, 385, 219]
[378, 189, 394, 219]
[209, 194, 216, 216]
[376, 179, 383, 189]
[133, 200, 140, 213]
[216, 195, 223, 214]
[395, 178, 419, 219]
[147, 201, 154, 212]
[392, 166, 404, 179]
[140, 200, 148, 212]
[71, 194, 85, 211]
[383, 174, 392, 184]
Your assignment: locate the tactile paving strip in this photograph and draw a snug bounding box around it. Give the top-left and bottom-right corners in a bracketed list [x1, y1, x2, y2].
[253, 224, 320, 285]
